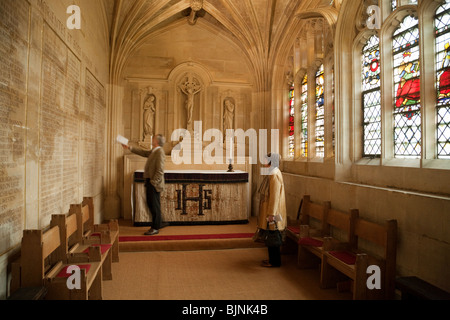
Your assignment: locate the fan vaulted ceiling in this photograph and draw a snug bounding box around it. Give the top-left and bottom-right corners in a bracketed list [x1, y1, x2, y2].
[105, 0, 341, 89]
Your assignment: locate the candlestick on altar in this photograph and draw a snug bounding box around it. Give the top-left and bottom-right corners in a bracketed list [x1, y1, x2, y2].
[227, 158, 234, 172]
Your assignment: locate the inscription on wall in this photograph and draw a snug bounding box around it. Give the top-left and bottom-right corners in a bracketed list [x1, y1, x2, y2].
[83, 71, 106, 197]
[39, 24, 67, 226]
[0, 0, 107, 251]
[0, 0, 29, 253]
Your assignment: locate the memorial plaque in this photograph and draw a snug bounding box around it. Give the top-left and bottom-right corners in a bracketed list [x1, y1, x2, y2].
[83, 70, 106, 197]
[0, 0, 29, 253]
[39, 24, 67, 226]
[63, 50, 81, 205]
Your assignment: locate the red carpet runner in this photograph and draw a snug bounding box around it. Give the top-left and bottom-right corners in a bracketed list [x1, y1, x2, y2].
[119, 233, 255, 242]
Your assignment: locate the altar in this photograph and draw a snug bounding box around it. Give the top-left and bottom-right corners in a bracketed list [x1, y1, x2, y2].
[133, 169, 250, 226]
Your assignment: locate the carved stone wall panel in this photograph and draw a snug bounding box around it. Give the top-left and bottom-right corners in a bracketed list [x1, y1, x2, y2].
[0, 0, 109, 298]
[0, 0, 30, 253]
[63, 50, 81, 207]
[39, 24, 67, 227]
[83, 70, 106, 199]
[24, 8, 44, 230]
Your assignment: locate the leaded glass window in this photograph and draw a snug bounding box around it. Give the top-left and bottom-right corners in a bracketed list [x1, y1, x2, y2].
[393, 15, 421, 158]
[436, 0, 450, 159]
[300, 75, 308, 158]
[288, 84, 295, 157]
[362, 35, 382, 157]
[331, 67, 335, 156]
[392, 0, 397, 11]
[315, 64, 325, 158]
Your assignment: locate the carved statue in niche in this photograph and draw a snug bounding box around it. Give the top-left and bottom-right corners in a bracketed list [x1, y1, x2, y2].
[178, 74, 203, 130]
[223, 97, 235, 136]
[143, 94, 156, 140]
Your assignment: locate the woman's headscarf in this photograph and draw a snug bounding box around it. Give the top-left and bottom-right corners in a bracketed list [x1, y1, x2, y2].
[258, 153, 281, 199]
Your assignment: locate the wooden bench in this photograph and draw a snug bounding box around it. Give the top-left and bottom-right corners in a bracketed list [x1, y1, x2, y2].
[50, 212, 113, 281]
[286, 198, 303, 243]
[7, 286, 48, 300]
[296, 196, 330, 268]
[396, 276, 450, 300]
[321, 218, 398, 300]
[19, 226, 103, 300]
[77, 197, 120, 263]
[294, 196, 359, 274]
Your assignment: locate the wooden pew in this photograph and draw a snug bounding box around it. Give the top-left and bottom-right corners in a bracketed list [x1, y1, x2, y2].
[75, 197, 120, 263]
[321, 218, 398, 300]
[395, 276, 450, 300]
[20, 226, 103, 300]
[295, 195, 330, 268]
[295, 196, 360, 276]
[50, 212, 113, 281]
[286, 198, 303, 243]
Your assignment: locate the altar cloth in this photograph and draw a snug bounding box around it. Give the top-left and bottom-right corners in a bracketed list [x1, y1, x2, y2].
[133, 170, 250, 226]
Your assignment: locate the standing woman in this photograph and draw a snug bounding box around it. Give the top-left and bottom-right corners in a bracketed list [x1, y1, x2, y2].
[257, 153, 287, 268]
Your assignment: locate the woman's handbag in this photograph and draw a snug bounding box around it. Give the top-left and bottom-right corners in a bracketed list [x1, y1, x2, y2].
[263, 222, 283, 247]
[252, 228, 265, 243]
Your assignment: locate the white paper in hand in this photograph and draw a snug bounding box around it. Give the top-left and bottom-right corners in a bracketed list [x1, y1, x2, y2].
[273, 214, 283, 222]
[116, 135, 129, 146]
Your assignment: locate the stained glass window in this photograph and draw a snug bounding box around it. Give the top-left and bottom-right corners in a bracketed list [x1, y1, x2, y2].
[315, 64, 325, 158]
[436, 0, 450, 159]
[331, 67, 335, 156]
[300, 75, 308, 157]
[393, 15, 421, 158]
[288, 84, 295, 157]
[362, 35, 382, 157]
[392, 0, 397, 11]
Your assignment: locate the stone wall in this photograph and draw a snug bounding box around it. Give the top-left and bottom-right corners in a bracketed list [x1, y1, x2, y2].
[0, 0, 110, 298]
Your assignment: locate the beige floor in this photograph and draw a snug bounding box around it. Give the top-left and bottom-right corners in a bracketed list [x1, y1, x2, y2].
[102, 247, 352, 300]
[103, 218, 353, 300]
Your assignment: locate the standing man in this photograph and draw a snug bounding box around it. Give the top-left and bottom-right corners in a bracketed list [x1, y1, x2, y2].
[122, 134, 166, 235]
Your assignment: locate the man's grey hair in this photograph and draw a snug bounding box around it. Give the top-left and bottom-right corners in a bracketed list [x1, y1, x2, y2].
[155, 134, 166, 146]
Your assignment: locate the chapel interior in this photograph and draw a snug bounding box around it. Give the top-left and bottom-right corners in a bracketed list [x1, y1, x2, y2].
[1, 0, 450, 300]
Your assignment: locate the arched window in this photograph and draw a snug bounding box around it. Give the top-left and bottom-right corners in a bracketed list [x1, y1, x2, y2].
[300, 74, 308, 157]
[436, 0, 450, 159]
[315, 64, 325, 158]
[288, 84, 295, 158]
[331, 67, 335, 156]
[393, 15, 421, 159]
[362, 35, 382, 157]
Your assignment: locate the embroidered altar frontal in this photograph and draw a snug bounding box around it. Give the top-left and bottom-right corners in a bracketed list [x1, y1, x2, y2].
[133, 170, 250, 226]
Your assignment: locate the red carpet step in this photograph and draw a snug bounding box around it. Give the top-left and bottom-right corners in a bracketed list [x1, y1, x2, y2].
[119, 233, 255, 242]
[117, 218, 264, 252]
